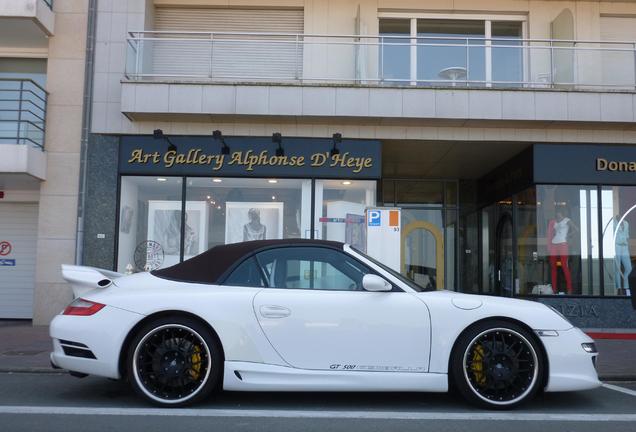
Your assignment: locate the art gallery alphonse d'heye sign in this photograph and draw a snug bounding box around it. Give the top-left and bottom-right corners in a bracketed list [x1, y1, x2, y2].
[119, 136, 382, 179]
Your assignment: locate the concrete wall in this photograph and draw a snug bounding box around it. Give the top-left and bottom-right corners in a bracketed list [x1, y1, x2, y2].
[0, 0, 55, 35]
[93, 0, 636, 139]
[32, 0, 88, 325]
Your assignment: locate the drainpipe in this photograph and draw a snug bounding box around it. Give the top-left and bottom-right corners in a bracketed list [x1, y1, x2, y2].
[75, 0, 97, 266]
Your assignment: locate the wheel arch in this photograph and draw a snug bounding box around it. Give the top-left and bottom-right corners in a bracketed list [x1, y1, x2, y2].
[446, 316, 550, 392]
[118, 310, 226, 380]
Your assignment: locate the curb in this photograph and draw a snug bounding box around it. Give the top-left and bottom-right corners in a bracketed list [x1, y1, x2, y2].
[599, 375, 636, 382]
[0, 368, 63, 374]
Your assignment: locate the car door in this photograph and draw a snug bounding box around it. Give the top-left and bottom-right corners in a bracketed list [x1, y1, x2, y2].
[252, 246, 431, 372]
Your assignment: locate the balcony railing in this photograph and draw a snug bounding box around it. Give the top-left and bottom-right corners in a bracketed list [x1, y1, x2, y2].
[0, 79, 47, 150]
[126, 31, 636, 91]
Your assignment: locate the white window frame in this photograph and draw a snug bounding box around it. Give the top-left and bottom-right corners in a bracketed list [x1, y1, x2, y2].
[378, 12, 529, 86]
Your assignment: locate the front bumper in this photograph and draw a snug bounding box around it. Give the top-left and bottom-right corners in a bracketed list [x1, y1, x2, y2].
[541, 327, 601, 392]
[50, 305, 144, 379]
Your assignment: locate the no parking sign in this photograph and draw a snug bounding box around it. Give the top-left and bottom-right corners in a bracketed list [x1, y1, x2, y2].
[0, 241, 11, 256]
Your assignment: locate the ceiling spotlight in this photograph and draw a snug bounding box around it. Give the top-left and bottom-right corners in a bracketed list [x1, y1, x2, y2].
[153, 128, 177, 152]
[272, 195, 276, 200]
[268, 179, 278, 184]
[213, 130, 230, 155]
[212, 178, 222, 183]
[342, 180, 352, 185]
[156, 178, 167, 182]
[272, 132, 284, 157]
[330, 133, 342, 157]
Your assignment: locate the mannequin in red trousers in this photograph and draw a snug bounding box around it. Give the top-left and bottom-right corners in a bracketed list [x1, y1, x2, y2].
[547, 210, 578, 294]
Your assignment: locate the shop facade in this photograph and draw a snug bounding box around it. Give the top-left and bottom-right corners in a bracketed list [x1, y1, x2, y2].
[93, 135, 382, 274]
[81, 135, 636, 330]
[461, 144, 636, 328]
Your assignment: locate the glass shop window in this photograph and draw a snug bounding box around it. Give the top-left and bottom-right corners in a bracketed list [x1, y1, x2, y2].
[313, 180, 376, 247]
[185, 177, 312, 250]
[117, 176, 183, 273]
[515, 185, 600, 296]
[601, 186, 636, 297]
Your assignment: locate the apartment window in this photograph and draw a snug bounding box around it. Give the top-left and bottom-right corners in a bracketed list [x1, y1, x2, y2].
[379, 16, 525, 86]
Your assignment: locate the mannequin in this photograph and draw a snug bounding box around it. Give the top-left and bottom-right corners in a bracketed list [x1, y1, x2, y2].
[547, 210, 577, 294]
[243, 208, 267, 241]
[613, 215, 631, 295]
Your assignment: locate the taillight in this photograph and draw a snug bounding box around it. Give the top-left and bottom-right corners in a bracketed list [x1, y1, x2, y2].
[63, 298, 105, 316]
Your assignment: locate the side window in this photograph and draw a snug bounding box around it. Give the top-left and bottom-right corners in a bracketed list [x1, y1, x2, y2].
[255, 247, 375, 291]
[223, 257, 265, 287]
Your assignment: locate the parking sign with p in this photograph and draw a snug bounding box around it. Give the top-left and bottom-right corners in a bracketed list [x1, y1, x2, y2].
[367, 210, 381, 227]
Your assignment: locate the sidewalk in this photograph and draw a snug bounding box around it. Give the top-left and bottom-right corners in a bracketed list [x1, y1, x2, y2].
[0, 321, 635, 379]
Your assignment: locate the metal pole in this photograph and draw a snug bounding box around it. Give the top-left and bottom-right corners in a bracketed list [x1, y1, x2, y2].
[16, 80, 23, 145]
[134, 35, 140, 79]
[295, 34, 299, 80]
[41, 85, 46, 150]
[75, 0, 98, 267]
[465, 38, 470, 85]
[549, 40, 554, 88]
[209, 33, 214, 78]
[380, 37, 384, 82]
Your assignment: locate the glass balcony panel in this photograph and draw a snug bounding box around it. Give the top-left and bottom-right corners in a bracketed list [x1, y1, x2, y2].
[379, 19, 411, 83]
[417, 19, 485, 86]
[125, 31, 636, 91]
[492, 21, 523, 87]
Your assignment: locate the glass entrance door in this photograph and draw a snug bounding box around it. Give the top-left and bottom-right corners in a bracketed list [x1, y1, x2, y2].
[402, 209, 444, 290]
[495, 212, 514, 296]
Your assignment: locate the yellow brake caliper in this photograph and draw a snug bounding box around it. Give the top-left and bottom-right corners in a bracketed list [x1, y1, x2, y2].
[189, 345, 202, 380]
[471, 344, 486, 387]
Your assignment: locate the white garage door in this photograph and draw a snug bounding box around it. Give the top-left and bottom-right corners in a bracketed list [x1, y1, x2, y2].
[600, 16, 636, 87]
[152, 7, 304, 79]
[0, 203, 38, 319]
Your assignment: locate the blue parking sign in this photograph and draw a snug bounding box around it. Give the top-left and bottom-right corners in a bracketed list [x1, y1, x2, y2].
[368, 210, 381, 227]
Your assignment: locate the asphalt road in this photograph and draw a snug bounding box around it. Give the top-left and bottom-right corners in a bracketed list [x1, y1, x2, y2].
[0, 372, 634, 432]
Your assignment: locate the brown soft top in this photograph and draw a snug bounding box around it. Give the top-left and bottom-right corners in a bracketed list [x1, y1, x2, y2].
[152, 239, 343, 285]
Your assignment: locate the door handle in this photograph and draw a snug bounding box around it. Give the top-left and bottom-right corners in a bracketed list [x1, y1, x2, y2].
[259, 305, 291, 319]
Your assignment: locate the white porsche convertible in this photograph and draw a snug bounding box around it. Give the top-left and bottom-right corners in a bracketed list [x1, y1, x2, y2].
[51, 239, 600, 409]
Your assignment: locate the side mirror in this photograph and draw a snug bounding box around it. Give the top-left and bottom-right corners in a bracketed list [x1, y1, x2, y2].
[362, 274, 392, 292]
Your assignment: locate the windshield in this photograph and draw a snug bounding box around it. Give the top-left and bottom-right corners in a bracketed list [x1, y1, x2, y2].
[350, 247, 429, 292]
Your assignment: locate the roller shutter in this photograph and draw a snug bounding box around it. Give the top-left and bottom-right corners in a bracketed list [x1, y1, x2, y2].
[151, 7, 304, 79]
[0, 203, 38, 319]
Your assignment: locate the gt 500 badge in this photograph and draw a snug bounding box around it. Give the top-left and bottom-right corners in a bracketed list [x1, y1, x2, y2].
[329, 364, 427, 372]
[330, 364, 356, 370]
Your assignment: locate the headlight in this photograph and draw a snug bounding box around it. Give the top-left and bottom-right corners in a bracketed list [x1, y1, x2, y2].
[581, 343, 597, 353]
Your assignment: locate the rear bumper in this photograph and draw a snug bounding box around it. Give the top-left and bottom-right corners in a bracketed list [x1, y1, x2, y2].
[542, 327, 601, 392]
[50, 306, 144, 379]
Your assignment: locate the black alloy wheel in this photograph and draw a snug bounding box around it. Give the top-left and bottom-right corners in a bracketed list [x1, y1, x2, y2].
[451, 320, 543, 409]
[127, 316, 222, 406]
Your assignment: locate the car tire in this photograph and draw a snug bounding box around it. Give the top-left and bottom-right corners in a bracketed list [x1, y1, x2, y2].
[126, 315, 222, 407]
[450, 320, 544, 410]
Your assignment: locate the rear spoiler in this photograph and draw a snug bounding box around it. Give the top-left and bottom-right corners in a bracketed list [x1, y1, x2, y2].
[61, 265, 123, 298]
